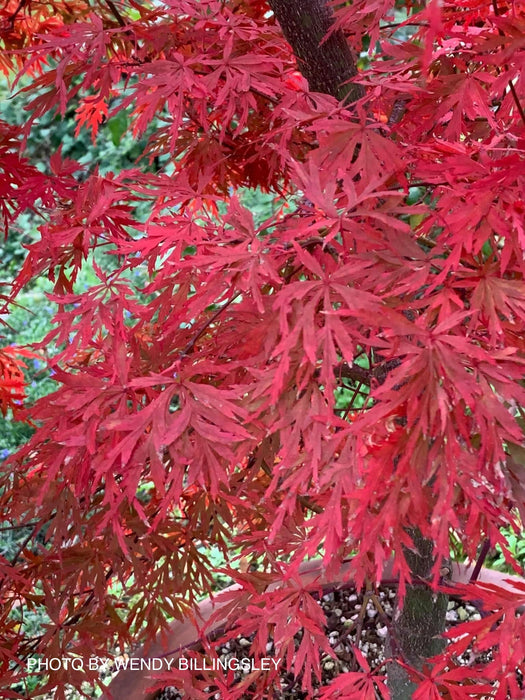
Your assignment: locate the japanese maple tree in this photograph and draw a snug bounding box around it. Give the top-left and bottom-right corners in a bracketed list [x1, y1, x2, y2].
[1, 0, 525, 698]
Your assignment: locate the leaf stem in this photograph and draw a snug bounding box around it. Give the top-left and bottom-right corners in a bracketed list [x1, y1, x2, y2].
[469, 539, 491, 583]
[103, 0, 126, 27]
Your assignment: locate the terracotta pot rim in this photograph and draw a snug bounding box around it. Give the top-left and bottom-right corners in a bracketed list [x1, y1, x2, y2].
[103, 560, 525, 700]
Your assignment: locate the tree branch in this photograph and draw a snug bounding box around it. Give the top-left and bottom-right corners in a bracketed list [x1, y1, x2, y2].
[268, 0, 364, 104]
[335, 358, 401, 386]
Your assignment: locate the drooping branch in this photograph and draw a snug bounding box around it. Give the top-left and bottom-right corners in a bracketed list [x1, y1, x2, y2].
[268, 0, 364, 104]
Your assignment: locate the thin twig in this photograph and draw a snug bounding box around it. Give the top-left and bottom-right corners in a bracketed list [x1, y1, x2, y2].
[340, 380, 364, 421]
[469, 539, 491, 583]
[104, 0, 127, 27]
[0, 521, 39, 532]
[3, 0, 27, 28]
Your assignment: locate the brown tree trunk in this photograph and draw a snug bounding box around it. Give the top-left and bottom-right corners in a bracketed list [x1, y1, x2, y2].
[269, 4, 447, 696]
[386, 530, 449, 698]
[268, 0, 363, 103]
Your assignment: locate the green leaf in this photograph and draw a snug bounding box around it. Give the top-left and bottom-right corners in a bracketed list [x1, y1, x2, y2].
[107, 111, 128, 146]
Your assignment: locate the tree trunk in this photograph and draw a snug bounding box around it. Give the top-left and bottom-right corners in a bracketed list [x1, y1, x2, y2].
[386, 530, 449, 699]
[268, 0, 363, 103]
[269, 3, 447, 696]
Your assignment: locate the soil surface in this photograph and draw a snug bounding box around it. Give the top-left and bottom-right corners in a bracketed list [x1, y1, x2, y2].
[153, 584, 485, 700]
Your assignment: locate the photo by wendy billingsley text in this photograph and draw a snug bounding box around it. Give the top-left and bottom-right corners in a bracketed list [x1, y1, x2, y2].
[27, 655, 282, 673]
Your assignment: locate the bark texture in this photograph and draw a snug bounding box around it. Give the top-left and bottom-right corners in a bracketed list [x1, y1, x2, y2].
[268, 0, 363, 103]
[386, 530, 449, 699]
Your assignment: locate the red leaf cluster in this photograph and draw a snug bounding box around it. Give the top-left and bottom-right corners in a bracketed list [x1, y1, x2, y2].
[0, 0, 524, 697]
